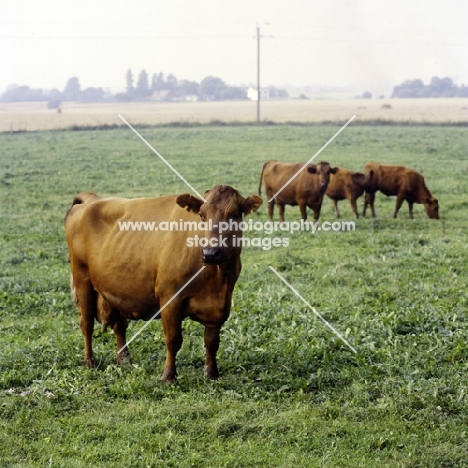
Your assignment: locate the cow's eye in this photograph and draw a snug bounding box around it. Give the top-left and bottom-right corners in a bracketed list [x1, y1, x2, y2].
[199, 213, 205, 221]
[231, 212, 241, 220]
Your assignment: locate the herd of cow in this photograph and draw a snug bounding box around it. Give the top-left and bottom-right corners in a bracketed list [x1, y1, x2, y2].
[64, 161, 438, 383]
[259, 160, 439, 221]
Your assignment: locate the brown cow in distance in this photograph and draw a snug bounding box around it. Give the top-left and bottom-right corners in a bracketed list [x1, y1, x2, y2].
[362, 162, 439, 219]
[325, 168, 366, 218]
[258, 160, 337, 221]
[65, 186, 263, 383]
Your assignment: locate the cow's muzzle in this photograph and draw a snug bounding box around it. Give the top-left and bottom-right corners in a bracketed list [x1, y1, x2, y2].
[320, 182, 328, 191]
[201, 248, 227, 265]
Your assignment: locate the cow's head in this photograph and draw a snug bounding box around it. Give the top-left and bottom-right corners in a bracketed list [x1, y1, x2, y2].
[176, 185, 263, 265]
[424, 197, 439, 220]
[307, 161, 338, 191]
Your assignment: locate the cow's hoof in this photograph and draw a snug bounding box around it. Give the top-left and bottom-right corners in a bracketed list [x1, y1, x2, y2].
[161, 375, 177, 385]
[84, 357, 97, 368]
[161, 369, 177, 384]
[117, 353, 133, 366]
[204, 365, 219, 380]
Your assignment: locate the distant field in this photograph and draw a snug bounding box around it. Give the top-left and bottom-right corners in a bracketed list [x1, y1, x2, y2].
[1, 125, 467, 466]
[0, 98, 467, 132]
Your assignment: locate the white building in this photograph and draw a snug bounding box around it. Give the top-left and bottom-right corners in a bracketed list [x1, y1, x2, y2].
[247, 87, 288, 101]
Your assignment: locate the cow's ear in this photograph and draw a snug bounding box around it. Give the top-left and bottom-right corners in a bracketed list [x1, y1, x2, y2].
[426, 197, 438, 205]
[307, 165, 317, 174]
[330, 166, 338, 174]
[176, 194, 204, 213]
[242, 194, 263, 216]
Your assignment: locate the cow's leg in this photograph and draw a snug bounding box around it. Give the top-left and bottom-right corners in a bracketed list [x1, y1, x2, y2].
[267, 200, 275, 221]
[393, 195, 405, 219]
[76, 281, 98, 368]
[278, 203, 286, 222]
[408, 202, 414, 220]
[113, 318, 132, 365]
[333, 200, 340, 218]
[96, 295, 131, 365]
[364, 192, 376, 218]
[310, 203, 321, 221]
[350, 197, 359, 218]
[299, 203, 307, 220]
[204, 325, 221, 380]
[160, 307, 183, 383]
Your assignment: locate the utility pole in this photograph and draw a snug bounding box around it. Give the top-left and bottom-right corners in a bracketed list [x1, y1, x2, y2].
[255, 25, 273, 123]
[257, 25, 261, 123]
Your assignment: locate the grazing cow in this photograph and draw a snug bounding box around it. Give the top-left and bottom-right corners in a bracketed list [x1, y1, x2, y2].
[325, 168, 366, 218]
[258, 160, 337, 221]
[362, 162, 439, 219]
[65, 186, 263, 383]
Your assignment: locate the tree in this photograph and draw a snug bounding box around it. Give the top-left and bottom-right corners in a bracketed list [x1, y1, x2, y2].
[79, 87, 104, 103]
[136, 69, 150, 97]
[392, 76, 465, 98]
[198, 76, 246, 101]
[47, 88, 63, 109]
[151, 73, 165, 92]
[199, 76, 227, 101]
[175, 80, 199, 97]
[165, 74, 178, 91]
[63, 77, 81, 101]
[392, 79, 424, 98]
[429, 77, 454, 97]
[48, 88, 63, 100]
[222, 85, 247, 100]
[126, 69, 134, 93]
[1, 86, 45, 102]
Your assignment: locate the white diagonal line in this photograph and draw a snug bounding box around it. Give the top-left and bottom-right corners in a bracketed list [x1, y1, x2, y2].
[117, 266, 206, 355]
[268, 266, 357, 354]
[268, 115, 356, 202]
[118, 114, 207, 202]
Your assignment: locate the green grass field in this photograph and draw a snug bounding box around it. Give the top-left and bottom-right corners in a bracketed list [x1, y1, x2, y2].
[1, 124, 467, 467]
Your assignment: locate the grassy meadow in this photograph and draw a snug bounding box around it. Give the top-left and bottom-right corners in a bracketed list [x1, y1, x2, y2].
[1, 124, 468, 466]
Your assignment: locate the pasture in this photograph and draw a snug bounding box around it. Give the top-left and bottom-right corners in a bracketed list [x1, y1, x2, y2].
[1, 98, 467, 132]
[1, 124, 467, 466]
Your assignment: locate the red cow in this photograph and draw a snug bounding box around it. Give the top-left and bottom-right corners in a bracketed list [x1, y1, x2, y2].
[258, 160, 337, 221]
[325, 168, 366, 218]
[362, 162, 439, 219]
[65, 186, 263, 383]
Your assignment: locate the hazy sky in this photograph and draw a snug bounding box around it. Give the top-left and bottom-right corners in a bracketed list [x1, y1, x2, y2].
[2, 0, 467, 95]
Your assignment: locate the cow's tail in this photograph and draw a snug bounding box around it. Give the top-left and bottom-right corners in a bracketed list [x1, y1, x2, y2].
[67, 194, 100, 313]
[71, 192, 101, 206]
[65, 192, 101, 222]
[258, 161, 269, 196]
[354, 172, 367, 190]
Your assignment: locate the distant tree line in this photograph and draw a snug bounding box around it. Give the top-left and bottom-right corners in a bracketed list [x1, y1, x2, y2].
[392, 77, 468, 98]
[116, 69, 246, 102]
[0, 76, 106, 107]
[0, 69, 248, 105]
[4, 73, 465, 103]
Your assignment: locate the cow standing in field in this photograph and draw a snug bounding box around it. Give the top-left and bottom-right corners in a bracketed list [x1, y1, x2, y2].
[325, 168, 366, 218]
[362, 162, 439, 219]
[65, 186, 263, 383]
[258, 160, 337, 221]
